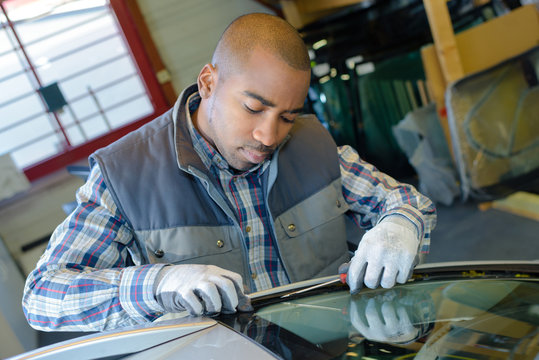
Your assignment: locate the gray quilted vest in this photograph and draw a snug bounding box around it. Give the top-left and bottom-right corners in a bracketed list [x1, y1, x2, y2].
[91, 85, 358, 292]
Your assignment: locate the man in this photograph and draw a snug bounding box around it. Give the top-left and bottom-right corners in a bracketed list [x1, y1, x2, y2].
[23, 13, 436, 332]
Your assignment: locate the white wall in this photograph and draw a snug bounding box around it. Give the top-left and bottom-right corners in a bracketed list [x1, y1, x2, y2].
[0, 170, 85, 275]
[0, 236, 38, 357]
[0, 168, 84, 356]
[136, 0, 275, 93]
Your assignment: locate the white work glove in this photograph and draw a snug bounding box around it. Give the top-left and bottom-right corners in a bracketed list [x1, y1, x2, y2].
[154, 264, 253, 316]
[347, 216, 419, 292]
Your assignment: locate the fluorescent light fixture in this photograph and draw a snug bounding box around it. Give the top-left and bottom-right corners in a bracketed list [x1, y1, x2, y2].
[356, 62, 375, 75]
[319, 75, 331, 84]
[313, 39, 327, 50]
[312, 63, 330, 78]
[346, 55, 364, 69]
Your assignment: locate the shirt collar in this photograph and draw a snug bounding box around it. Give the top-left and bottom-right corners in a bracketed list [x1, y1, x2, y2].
[185, 92, 270, 177]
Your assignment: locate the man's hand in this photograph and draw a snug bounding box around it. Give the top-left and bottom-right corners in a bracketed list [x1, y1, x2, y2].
[154, 264, 253, 316]
[347, 216, 419, 292]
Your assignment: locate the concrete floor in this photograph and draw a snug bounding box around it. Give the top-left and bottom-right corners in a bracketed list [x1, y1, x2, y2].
[427, 200, 539, 263]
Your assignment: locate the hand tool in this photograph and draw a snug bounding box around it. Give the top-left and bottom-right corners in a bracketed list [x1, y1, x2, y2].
[280, 262, 350, 298]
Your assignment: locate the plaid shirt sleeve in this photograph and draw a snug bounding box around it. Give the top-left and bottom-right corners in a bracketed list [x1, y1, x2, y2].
[22, 165, 166, 332]
[338, 145, 436, 253]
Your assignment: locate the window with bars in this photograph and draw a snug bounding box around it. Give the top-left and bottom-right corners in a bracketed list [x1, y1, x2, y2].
[0, 0, 169, 181]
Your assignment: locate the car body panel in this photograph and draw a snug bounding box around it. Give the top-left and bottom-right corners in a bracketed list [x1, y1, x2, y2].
[124, 322, 279, 360]
[10, 318, 217, 360]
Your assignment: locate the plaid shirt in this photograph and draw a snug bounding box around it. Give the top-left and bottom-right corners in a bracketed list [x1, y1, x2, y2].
[186, 94, 289, 291]
[23, 94, 436, 331]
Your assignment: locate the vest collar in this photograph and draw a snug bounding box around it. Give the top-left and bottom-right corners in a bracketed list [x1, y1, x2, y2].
[172, 84, 208, 174]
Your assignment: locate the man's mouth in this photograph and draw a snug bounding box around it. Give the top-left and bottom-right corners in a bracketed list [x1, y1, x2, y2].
[241, 147, 273, 164]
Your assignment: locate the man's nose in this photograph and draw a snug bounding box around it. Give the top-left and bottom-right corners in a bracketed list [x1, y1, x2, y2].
[252, 117, 279, 148]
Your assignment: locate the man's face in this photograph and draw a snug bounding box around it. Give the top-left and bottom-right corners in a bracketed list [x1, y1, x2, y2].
[199, 48, 311, 171]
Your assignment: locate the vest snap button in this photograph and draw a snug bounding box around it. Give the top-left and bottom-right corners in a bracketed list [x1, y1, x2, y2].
[216, 240, 224, 248]
[154, 249, 164, 258]
[288, 224, 296, 232]
[336, 200, 341, 208]
[251, 272, 257, 280]
[245, 226, 251, 233]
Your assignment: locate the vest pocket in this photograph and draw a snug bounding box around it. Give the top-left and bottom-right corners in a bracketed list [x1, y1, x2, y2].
[274, 185, 350, 281]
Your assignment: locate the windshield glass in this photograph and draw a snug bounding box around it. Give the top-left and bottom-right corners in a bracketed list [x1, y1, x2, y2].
[219, 278, 539, 359]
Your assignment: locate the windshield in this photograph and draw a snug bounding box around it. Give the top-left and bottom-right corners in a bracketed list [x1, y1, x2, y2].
[219, 277, 539, 359]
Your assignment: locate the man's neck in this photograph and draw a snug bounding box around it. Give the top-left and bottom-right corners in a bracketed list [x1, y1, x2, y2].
[190, 100, 216, 149]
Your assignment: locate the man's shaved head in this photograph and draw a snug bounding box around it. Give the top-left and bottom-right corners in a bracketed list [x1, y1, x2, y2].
[212, 13, 310, 81]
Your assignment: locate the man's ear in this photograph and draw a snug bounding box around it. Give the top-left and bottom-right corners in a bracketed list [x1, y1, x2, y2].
[197, 64, 217, 99]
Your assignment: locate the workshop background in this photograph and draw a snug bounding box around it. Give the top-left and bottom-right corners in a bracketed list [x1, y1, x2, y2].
[0, 0, 538, 357]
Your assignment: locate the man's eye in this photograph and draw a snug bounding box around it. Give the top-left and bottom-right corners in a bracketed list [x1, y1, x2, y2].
[281, 116, 295, 124]
[244, 105, 262, 114]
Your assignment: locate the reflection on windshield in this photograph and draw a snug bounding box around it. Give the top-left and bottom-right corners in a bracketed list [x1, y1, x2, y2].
[221, 279, 539, 359]
[349, 288, 435, 344]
